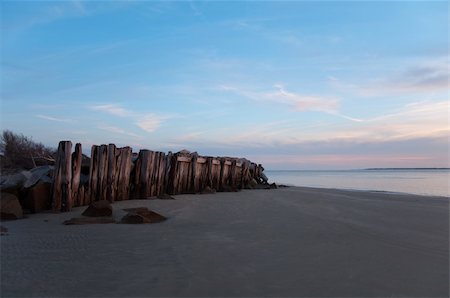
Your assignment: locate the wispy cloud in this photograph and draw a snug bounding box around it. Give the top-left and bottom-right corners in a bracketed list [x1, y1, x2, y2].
[36, 114, 74, 123]
[135, 114, 167, 133]
[89, 104, 133, 117]
[220, 84, 339, 113]
[98, 124, 143, 139]
[87, 103, 173, 134]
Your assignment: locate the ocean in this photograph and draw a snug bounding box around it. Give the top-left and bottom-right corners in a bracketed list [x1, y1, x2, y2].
[266, 169, 450, 197]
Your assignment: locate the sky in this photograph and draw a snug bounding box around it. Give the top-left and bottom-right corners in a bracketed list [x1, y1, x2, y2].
[1, 1, 449, 170]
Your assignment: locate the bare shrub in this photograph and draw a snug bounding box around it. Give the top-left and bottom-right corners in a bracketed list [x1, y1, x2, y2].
[0, 130, 56, 170]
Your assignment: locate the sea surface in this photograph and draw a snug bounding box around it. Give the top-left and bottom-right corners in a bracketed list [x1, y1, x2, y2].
[266, 169, 450, 197]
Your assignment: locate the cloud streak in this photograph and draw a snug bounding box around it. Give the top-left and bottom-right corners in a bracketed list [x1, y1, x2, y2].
[221, 84, 340, 113]
[89, 104, 133, 117]
[87, 103, 172, 134]
[36, 114, 74, 123]
[135, 114, 167, 133]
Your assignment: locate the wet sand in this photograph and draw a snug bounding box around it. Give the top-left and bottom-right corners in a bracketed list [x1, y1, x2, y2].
[1, 187, 448, 297]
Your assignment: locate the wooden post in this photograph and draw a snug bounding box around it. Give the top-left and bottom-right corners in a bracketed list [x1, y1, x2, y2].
[106, 144, 117, 202]
[71, 143, 82, 207]
[168, 154, 178, 195]
[117, 147, 132, 200]
[96, 145, 108, 202]
[149, 151, 157, 197]
[88, 145, 98, 204]
[137, 150, 151, 198]
[52, 141, 72, 212]
[157, 152, 166, 195]
[164, 152, 173, 194]
[230, 160, 237, 188]
[206, 157, 213, 189]
[191, 153, 198, 193]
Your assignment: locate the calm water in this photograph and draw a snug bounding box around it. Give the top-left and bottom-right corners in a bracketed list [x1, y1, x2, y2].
[266, 169, 450, 197]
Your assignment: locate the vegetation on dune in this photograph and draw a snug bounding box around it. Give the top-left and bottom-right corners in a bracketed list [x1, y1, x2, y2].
[0, 130, 56, 171]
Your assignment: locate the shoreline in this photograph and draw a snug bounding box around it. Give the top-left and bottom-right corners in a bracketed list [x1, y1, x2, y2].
[281, 185, 450, 199]
[1, 187, 449, 297]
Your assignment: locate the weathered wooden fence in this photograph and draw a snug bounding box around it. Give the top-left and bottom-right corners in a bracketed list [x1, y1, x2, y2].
[52, 141, 265, 212]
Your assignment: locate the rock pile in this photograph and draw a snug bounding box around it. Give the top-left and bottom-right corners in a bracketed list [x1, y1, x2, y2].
[121, 207, 167, 224]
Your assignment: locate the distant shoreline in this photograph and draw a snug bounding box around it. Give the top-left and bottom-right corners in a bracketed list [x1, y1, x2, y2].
[266, 168, 450, 171]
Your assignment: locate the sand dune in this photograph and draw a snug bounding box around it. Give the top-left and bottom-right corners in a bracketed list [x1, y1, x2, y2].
[1, 187, 448, 297]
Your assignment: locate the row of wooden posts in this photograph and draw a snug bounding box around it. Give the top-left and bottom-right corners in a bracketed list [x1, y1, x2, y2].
[52, 141, 265, 212]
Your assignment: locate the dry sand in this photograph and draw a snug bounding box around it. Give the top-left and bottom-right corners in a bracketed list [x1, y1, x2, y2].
[1, 187, 448, 297]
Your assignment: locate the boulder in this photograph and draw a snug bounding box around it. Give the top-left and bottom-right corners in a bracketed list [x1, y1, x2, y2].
[0, 193, 23, 220]
[24, 166, 53, 188]
[1, 225, 8, 235]
[201, 186, 216, 194]
[25, 182, 51, 213]
[253, 183, 271, 190]
[63, 217, 116, 225]
[82, 200, 112, 217]
[248, 178, 258, 188]
[260, 172, 269, 184]
[0, 171, 31, 190]
[157, 194, 175, 200]
[270, 183, 278, 189]
[121, 207, 167, 224]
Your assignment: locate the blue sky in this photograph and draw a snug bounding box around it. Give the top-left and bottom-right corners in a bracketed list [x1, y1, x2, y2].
[1, 1, 448, 169]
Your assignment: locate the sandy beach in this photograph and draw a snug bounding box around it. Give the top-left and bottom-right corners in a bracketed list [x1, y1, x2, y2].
[1, 187, 448, 297]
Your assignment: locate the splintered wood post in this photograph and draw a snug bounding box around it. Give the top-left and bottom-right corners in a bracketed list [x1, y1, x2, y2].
[106, 144, 117, 202]
[88, 145, 99, 204]
[235, 162, 243, 189]
[78, 185, 85, 206]
[52, 141, 72, 212]
[206, 157, 213, 189]
[118, 147, 132, 200]
[150, 151, 157, 197]
[241, 161, 249, 188]
[157, 152, 166, 195]
[137, 150, 151, 198]
[114, 148, 123, 201]
[168, 154, 178, 195]
[230, 160, 237, 188]
[219, 158, 225, 191]
[97, 145, 108, 201]
[71, 143, 82, 207]
[164, 152, 173, 194]
[191, 153, 198, 193]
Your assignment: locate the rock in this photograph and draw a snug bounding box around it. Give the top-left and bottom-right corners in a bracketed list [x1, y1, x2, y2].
[270, 182, 278, 189]
[24, 166, 53, 188]
[82, 200, 112, 217]
[121, 207, 167, 224]
[261, 172, 269, 183]
[1, 225, 8, 235]
[157, 193, 175, 200]
[25, 182, 51, 213]
[0, 171, 31, 191]
[63, 217, 116, 225]
[248, 178, 258, 188]
[253, 183, 271, 190]
[0, 193, 23, 220]
[278, 184, 289, 188]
